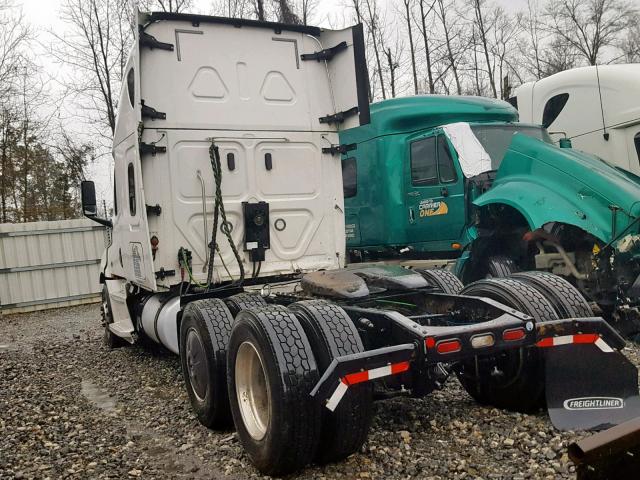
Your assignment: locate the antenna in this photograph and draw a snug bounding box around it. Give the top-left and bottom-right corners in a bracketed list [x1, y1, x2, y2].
[595, 65, 609, 141]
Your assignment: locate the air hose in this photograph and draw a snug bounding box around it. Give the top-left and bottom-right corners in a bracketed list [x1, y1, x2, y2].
[206, 140, 245, 290]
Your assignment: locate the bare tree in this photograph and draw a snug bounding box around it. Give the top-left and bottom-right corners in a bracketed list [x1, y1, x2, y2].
[276, 0, 301, 23]
[470, 26, 484, 96]
[415, 0, 436, 94]
[363, 0, 387, 99]
[348, 0, 375, 101]
[16, 62, 58, 222]
[296, 0, 318, 25]
[490, 7, 522, 98]
[544, 0, 637, 65]
[518, 0, 546, 79]
[0, 104, 18, 222]
[401, 0, 418, 95]
[435, 0, 462, 94]
[620, 13, 640, 62]
[540, 34, 579, 76]
[0, 1, 30, 222]
[469, 0, 497, 98]
[0, 1, 30, 100]
[255, 0, 266, 20]
[384, 36, 404, 97]
[211, 0, 253, 18]
[141, 0, 194, 12]
[51, 129, 94, 219]
[51, 0, 132, 139]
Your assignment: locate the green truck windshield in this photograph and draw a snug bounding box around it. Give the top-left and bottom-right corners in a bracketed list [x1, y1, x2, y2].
[470, 125, 552, 170]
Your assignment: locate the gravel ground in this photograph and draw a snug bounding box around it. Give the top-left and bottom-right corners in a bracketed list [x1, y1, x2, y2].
[1, 304, 639, 480]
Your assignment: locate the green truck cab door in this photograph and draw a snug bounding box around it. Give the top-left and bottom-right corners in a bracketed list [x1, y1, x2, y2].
[405, 131, 466, 248]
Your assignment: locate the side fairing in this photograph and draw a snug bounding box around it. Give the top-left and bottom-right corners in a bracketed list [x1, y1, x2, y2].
[110, 46, 157, 291]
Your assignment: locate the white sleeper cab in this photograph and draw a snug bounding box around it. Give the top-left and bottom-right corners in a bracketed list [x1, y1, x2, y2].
[512, 64, 640, 174]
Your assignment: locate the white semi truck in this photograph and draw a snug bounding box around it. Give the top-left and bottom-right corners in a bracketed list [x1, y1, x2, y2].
[80, 10, 640, 475]
[511, 64, 640, 175]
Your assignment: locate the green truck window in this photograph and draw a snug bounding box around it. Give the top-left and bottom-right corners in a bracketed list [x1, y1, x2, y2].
[471, 124, 552, 170]
[342, 157, 357, 198]
[411, 137, 437, 186]
[635, 132, 640, 166]
[128, 162, 136, 215]
[437, 136, 457, 183]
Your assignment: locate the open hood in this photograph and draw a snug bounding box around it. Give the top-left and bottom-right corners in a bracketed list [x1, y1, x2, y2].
[475, 134, 640, 242]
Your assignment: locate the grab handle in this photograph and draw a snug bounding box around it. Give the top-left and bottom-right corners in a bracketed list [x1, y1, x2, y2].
[196, 170, 209, 272]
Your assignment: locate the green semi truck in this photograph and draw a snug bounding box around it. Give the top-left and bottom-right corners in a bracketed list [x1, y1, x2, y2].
[341, 95, 640, 336]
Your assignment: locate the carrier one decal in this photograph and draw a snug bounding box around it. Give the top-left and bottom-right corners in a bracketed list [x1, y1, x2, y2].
[419, 199, 448, 218]
[345, 223, 357, 239]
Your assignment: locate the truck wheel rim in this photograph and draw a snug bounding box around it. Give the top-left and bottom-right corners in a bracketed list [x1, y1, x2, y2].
[185, 328, 208, 402]
[236, 341, 270, 441]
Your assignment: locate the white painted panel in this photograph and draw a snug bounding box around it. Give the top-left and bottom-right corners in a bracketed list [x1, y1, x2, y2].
[148, 129, 344, 285]
[139, 21, 343, 133]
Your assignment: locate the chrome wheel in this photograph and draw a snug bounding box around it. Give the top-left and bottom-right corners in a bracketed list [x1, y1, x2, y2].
[235, 341, 270, 440]
[185, 328, 208, 402]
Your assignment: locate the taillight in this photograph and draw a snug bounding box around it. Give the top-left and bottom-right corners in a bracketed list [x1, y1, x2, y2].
[436, 339, 462, 354]
[425, 337, 436, 349]
[503, 328, 526, 341]
[471, 333, 495, 348]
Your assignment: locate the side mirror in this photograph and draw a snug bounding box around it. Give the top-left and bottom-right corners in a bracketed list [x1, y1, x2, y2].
[81, 180, 97, 216]
[80, 180, 112, 228]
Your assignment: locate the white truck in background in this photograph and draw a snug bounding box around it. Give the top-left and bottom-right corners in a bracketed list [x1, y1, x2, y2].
[511, 64, 640, 175]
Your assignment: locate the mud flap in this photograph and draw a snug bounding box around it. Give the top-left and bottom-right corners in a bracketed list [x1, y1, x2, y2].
[545, 344, 640, 431]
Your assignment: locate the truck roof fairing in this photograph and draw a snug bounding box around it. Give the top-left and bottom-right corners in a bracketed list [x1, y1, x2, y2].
[340, 95, 518, 144]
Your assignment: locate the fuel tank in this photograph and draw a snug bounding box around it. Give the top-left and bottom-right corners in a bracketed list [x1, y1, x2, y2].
[140, 294, 180, 354]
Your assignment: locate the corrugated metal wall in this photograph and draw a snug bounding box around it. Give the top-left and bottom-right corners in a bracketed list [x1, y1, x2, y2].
[0, 219, 106, 314]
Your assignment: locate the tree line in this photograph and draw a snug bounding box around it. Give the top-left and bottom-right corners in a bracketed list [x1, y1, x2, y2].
[0, 0, 186, 223]
[0, 1, 95, 223]
[1, 0, 638, 223]
[223, 0, 639, 101]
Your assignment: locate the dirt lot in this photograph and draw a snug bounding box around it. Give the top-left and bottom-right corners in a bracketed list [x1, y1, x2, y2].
[1, 304, 638, 479]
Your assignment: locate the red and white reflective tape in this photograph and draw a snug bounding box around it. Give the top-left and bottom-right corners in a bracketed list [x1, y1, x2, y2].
[325, 361, 410, 411]
[536, 334, 613, 353]
[326, 381, 348, 411]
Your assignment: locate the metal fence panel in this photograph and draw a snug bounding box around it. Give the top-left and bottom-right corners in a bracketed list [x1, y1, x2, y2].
[0, 219, 106, 314]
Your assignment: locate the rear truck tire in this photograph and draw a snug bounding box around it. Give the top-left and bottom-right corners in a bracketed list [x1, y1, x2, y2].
[457, 278, 559, 412]
[179, 298, 235, 429]
[487, 255, 519, 278]
[101, 286, 126, 348]
[510, 271, 593, 319]
[225, 292, 267, 317]
[289, 300, 374, 464]
[227, 306, 321, 475]
[415, 268, 464, 294]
